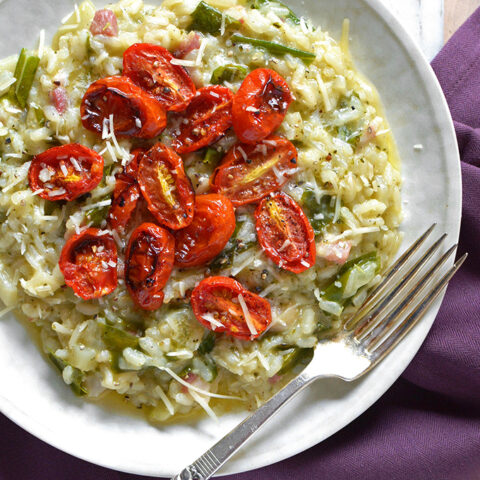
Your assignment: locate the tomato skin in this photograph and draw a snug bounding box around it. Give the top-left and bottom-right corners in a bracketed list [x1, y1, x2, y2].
[29, 144, 104, 201]
[174, 194, 236, 268]
[171, 86, 234, 154]
[211, 136, 298, 206]
[80, 76, 167, 139]
[107, 174, 141, 232]
[125, 147, 145, 177]
[137, 143, 195, 230]
[255, 192, 316, 273]
[125, 223, 175, 310]
[59, 228, 118, 300]
[232, 68, 293, 144]
[123, 43, 196, 112]
[191, 276, 272, 340]
[107, 148, 145, 231]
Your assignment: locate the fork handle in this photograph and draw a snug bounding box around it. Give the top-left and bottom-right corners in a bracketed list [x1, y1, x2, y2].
[171, 373, 315, 480]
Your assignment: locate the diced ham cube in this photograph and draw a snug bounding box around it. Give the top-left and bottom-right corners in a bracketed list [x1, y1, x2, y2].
[317, 240, 352, 265]
[49, 87, 68, 114]
[174, 32, 201, 58]
[90, 9, 119, 37]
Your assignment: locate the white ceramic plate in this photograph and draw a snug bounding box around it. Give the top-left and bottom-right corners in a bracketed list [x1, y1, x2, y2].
[0, 0, 461, 477]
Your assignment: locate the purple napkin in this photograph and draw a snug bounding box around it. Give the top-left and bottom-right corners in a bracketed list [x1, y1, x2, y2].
[2, 10, 480, 480]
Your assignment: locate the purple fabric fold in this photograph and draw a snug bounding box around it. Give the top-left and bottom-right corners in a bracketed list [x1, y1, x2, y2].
[2, 9, 480, 480]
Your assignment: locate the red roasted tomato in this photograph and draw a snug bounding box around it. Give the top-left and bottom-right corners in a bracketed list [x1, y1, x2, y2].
[255, 192, 316, 273]
[123, 43, 196, 112]
[174, 194, 236, 268]
[125, 147, 146, 177]
[59, 228, 118, 299]
[80, 76, 167, 139]
[137, 143, 195, 230]
[190, 276, 272, 340]
[29, 144, 103, 201]
[210, 136, 298, 206]
[107, 174, 141, 232]
[125, 223, 175, 310]
[107, 148, 145, 231]
[171, 86, 233, 154]
[232, 68, 293, 144]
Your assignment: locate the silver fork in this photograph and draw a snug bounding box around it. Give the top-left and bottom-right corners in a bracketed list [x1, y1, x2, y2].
[171, 225, 467, 480]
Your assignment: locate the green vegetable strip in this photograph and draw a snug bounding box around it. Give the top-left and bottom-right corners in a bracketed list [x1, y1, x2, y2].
[12, 48, 40, 108]
[250, 0, 300, 25]
[208, 220, 256, 271]
[231, 33, 316, 64]
[301, 189, 336, 236]
[202, 147, 223, 166]
[319, 252, 380, 315]
[86, 204, 110, 227]
[102, 324, 140, 351]
[211, 64, 248, 84]
[188, 1, 238, 36]
[277, 347, 313, 375]
[48, 352, 87, 397]
[198, 331, 216, 355]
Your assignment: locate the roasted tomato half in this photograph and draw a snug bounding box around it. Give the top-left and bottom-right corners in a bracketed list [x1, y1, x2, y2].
[191, 276, 272, 340]
[211, 136, 298, 206]
[107, 174, 141, 232]
[123, 43, 196, 112]
[175, 194, 236, 268]
[80, 76, 167, 139]
[255, 192, 316, 273]
[29, 144, 104, 201]
[232, 68, 293, 144]
[107, 148, 145, 231]
[59, 228, 118, 299]
[125, 223, 175, 310]
[125, 147, 146, 177]
[137, 143, 195, 230]
[171, 86, 233, 154]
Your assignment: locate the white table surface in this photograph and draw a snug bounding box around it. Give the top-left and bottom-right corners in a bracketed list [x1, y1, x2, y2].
[382, 0, 444, 60]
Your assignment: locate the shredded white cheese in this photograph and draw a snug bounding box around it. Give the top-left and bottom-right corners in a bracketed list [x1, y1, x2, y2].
[170, 58, 197, 67]
[201, 313, 223, 330]
[81, 199, 111, 211]
[236, 145, 247, 161]
[220, 11, 226, 36]
[238, 294, 257, 336]
[156, 366, 241, 400]
[70, 157, 82, 171]
[278, 239, 291, 252]
[37, 29, 45, 59]
[195, 37, 208, 66]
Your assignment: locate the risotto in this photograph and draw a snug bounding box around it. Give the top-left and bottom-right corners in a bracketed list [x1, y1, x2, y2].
[0, 0, 402, 422]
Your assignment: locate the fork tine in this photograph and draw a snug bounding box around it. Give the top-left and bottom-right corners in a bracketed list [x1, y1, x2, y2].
[360, 244, 457, 347]
[365, 252, 467, 361]
[354, 234, 448, 341]
[344, 223, 436, 331]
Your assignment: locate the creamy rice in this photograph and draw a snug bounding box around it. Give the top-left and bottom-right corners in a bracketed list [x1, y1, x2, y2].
[0, 0, 402, 421]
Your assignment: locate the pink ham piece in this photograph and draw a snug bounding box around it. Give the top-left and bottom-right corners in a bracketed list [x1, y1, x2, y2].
[90, 9, 119, 37]
[174, 32, 201, 58]
[49, 87, 68, 114]
[317, 240, 352, 265]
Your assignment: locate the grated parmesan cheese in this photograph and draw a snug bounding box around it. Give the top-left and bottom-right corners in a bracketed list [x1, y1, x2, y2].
[201, 313, 223, 330]
[70, 157, 82, 171]
[81, 199, 112, 211]
[238, 294, 257, 336]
